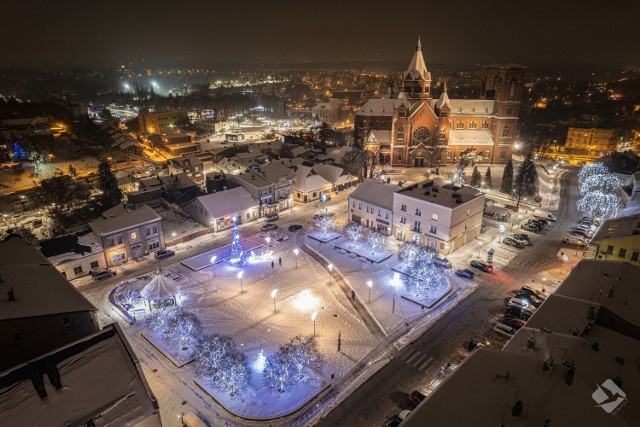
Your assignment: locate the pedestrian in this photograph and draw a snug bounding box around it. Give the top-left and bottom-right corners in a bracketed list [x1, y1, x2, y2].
[278, 257, 282, 266]
[271, 260, 274, 269]
[351, 290, 355, 301]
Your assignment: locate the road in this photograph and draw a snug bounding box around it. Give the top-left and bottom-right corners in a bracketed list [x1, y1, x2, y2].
[316, 169, 580, 426]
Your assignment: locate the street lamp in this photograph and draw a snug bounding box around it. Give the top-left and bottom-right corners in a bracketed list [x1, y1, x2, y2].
[499, 224, 506, 242]
[271, 289, 278, 314]
[210, 255, 217, 277]
[294, 248, 299, 269]
[311, 311, 318, 337]
[390, 272, 402, 314]
[237, 271, 244, 293]
[477, 241, 483, 257]
[328, 263, 333, 285]
[367, 280, 373, 303]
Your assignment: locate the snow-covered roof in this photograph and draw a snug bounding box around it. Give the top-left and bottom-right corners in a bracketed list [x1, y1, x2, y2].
[449, 99, 494, 115]
[194, 186, 258, 219]
[366, 130, 392, 145]
[90, 204, 161, 236]
[312, 163, 345, 184]
[140, 172, 197, 191]
[396, 179, 483, 208]
[404, 37, 430, 82]
[435, 83, 451, 110]
[291, 146, 314, 157]
[0, 324, 160, 426]
[349, 178, 401, 211]
[591, 213, 640, 242]
[256, 163, 294, 183]
[0, 237, 97, 321]
[448, 130, 495, 146]
[288, 165, 331, 193]
[141, 273, 180, 301]
[357, 98, 406, 117]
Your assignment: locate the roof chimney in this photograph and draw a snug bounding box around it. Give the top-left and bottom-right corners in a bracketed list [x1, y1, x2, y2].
[8, 286, 16, 301]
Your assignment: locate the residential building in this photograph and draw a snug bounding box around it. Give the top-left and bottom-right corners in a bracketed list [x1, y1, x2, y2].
[288, 164, 332, 203]
[355, 38, 525, 166]
[0, 236, 99, 371]
[348, 179, 401, 235]
[589, 213, 640, 265]
[89, 204, 165, 267]
[403, 260, 640, 426]
[128, 172, 200, 207]
[39, 229, 106, 280]
[184, 186, 259, 231]
[312, 163, 357, 192]
[392, 179, 484, 253]
[194, 118, 236, 134]
[565, 127, 621, 156]
[312, 98, 346, 125]
[227, 167, 293, 216]
[138, 110, 189, 133]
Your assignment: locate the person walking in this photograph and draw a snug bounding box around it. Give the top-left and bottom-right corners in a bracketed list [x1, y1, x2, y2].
[278, 257, 282, 266]
[271, 260, 274, 269]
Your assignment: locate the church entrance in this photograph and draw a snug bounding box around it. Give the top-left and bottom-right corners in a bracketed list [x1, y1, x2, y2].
[414, 157, 425, 167]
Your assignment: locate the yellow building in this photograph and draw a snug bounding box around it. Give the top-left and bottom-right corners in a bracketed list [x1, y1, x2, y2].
[138, 110, 189, 133]
[565, 127, 620, 156]
[589, 213, 640, 266]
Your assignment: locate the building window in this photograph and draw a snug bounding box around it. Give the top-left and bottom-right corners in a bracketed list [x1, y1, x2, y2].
[412, 234, 420, 244]
[413, 220, 421, 232]
[618, 248, 627, 258]
[400, 216, 406, 224]
[502, 126, 510, 137]
[441, 112, 447, 118]
[456, 121, 464, 129]
[90, 261, 99, 269]
[397, 154, 402, 161]
[385, 212, 389, 220]
[482, 121, 489, 129]
[432, 213, 438, 221]
[500, 151, 506, 160]
[631, 251, 639, 262]
[469, 121, 477, 129]
[415, 208, 422, 216]
[429, 225, 437, 234]
[73, 266, 83, 275]
[509, 79, 516, 100]
[606, 245, 614, 255]
[116, 235, 123, 245]
[359, 203, 362, 210]
[439, 131, 445, 141]
[352, 201, 355, 208]
[400, 204, 407, 212]
[396, 229, 405, 240]
[131, 231, 137, 240]
[506, 108, 512, 116]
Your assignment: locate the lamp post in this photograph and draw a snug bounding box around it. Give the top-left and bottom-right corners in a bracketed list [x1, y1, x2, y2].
[210, 255, 217, 277]
[271, 289, 278, 314]
[477, 241, 483, 257]
[390, 272, 401, 314]
[328, 263, 333, 285]
[237, 271, 244, 293]
[367, 280, 373, 303]
[311, 311, 318, 337]
[499, 225, 506, 242]
[294, 248, 299, 269]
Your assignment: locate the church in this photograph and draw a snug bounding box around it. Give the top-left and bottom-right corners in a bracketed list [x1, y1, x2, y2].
[354, 38, 526, 168]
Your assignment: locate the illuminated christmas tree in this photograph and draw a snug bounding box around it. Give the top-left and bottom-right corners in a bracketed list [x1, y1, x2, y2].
[229, 216, 244, 265]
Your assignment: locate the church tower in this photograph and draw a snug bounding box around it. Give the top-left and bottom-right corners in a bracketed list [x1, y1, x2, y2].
[402, 37, 432, 104]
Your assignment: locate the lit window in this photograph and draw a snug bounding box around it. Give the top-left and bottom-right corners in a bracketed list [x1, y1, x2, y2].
[131, 232, 137, 240]
[431, 213, 438, 221]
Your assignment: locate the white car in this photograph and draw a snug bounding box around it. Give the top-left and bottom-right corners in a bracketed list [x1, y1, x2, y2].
[508, 297, 536, 312]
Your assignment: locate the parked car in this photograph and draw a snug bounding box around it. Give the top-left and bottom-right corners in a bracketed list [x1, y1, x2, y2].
[520, 285, 546, 300]
[288, 224, 303, 232]
[571, 229, 592, 240]
[91, 268, 116, 280]
[493, 322, 517, 336]
[533, 208, 557, 222]
[530, 218, 548, 227]
[470, 260, 493, 272]
[505, 306, 533, 320]
[503, 237, 524, 248]
[154, 249, 175, 259]
[510, 235, 530, 245]
[500, 315, 525, 329]
[264, 213, 279, 222]
[261, 223, 278, 231]
[508, 297, 537, 313]
[408, 390, 427, 407]
[433, 256, 452, 268]
[521, 223, 539, 233]
[465, 340, 486, 352]
[515, 291, 543, 307]
[563, 234, 588, 246]
[455, 269, 475, 279]
[399, 410, 412, 421]
[573, 225, 592, 233]
[525, 220, 543, 230]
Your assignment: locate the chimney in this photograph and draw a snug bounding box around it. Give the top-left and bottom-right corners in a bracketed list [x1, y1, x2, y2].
[608, 285, 615, 298]
[8, 286, 16, 301]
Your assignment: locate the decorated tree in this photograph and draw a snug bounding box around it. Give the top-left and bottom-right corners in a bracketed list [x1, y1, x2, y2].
[400, 243, 420, 264]
[484, 167, 493, 189]
[314, 215, 334, 238]
[576, 192, 620, 219]
[263, 348, 296, 393]
[345, 224, 363, 245]
[470, 165, 482, 187]
[229, 216, 244, 264]
[218, 352, 251, 398]
[145, 308, 178, 334]
[578, 162, 609, 183]
[576, 163, 621, 220]
[366, 230, 385, 255]
[166, 310, 202, 347]
[284, 335, 321, 380]
[500, 159, 514, 194]
[195, 334, 250, 398]
[453, 158, 466, 186]
[405, 248, 446, 297]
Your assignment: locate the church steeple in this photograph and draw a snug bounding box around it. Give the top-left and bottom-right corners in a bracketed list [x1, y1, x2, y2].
[435, 81, 451, 111]
[403, 37, 432, 103]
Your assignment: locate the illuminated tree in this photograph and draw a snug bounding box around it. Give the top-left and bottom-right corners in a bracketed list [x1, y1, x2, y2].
[345, 224, 363, 245]
[514, 151, 539, 207]
[284, 335, 321, 380]
[366, 230, 385, 255]
[576, 163, 621, 220]
[400, 243, 420, 264]
[145, 308, 178, 334]
[576, 192, 620, 219]
[314, 214, 334, 238]
[195, 334, 249, 398]
[229, 216, 244, 264]
[166, 310, 202, 347]
[263, 348, 296, 393]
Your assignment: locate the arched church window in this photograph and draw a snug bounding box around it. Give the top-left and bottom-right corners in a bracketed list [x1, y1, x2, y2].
[509, 79, 516, 100]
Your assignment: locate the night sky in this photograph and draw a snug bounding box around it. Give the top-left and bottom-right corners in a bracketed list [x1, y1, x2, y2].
[2, 0, 639, 67]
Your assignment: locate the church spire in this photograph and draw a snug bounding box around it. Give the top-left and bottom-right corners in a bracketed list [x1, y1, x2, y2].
[417, 36, 421, 51]
[405, 37, 429, 82]
[435, 81, 451, 110]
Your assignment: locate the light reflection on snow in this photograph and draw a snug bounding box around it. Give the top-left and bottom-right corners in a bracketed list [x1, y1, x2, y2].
[292, 289, 319, 312]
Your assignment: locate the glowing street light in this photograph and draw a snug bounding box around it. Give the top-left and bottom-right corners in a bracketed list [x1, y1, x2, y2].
[367, 280, 373, 303]
[271, 289, 278, 314]
[390, 272, 402, 314]
[311, 311, 318, 337]
[294, 248, 299, 269]
[499, 224, 506, 242]
[327, 263, 334, 285]
[210, 255, 217, 277]
[237, 271, 244, 293]
[477, 241, 483, 257]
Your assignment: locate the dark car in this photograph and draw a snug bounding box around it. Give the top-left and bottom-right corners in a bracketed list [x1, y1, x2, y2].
[504, 306, 533, 321]
[571, 229, 592, 240]
[288, 224, 303, 232]
[521, 223, 539, 233]
[264, 213, 279, 222]
[470, 260, 493, 272]
[154, 249, 175, 259]
[512, 233, 531, 242]
[91, 268, 116, 280]
[500, 315, 525, 329]
[520, 285, 546, 300]
[407, 390, 427, 408]
[503, 237, 524, 248]
[261, 223, 278, 231]
[455, 269, 475, 279]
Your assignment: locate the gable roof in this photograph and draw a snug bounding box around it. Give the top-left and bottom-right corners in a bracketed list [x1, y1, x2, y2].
[312, 163, 345, 184]
[89, 204, 161, 236]
[449, 99, 494, 115]
[141, 273, 180, 301]
[194, 186, 258, 218]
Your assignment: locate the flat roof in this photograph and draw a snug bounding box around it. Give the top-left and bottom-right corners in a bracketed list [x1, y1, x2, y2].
[349, 178, 401, 211]
[395, 179, 483, 209]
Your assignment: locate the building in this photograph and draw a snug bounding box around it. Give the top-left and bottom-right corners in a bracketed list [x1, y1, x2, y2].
[565, 127, 621, 156]
[138, 110, 189, 133]
[0, 236, 99, 371]
[227, 167, 293, 216]
[39, 229, 106, 280]
[355, 38, 525, 167]
[288, 164, 332, 203]
[312, 98, 346, 125]
[184, 186, 259, 231]
[128, 172, 200, 207]
[348, 179, 402, 235]
[89, 204, 165, 267]
[589, 213, 640, 265]
[392, 179, 484, 254]
[194, 118, 236, 134]
[312, 163, 357, 192]
[403, 260, 640, 426]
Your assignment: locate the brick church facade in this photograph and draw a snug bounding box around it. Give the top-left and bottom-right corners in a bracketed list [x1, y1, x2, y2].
[354, 38, 526, 167]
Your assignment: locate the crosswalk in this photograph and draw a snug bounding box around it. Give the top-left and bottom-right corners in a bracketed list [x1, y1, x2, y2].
[399, 347, 435, 372]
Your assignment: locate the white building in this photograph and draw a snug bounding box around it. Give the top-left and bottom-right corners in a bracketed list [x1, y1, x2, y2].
[227, 167, 294, 216]
[312, 98, 345, 125]
[392, 179, 484, 254]
[348, 179, 401, 235]
[185, 187, 259, 231]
